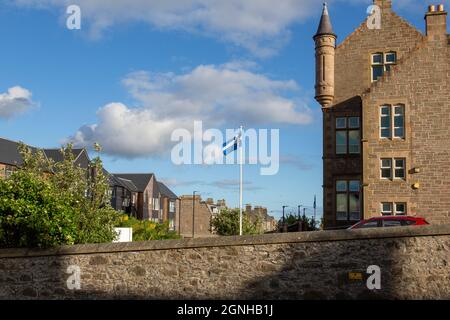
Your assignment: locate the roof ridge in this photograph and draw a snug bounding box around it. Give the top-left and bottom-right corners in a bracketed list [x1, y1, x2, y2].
[337, 11, 425, 51]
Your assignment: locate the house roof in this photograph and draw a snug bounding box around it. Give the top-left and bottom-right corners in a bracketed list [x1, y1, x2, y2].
[0, 137, 28, 166]
[157, 182, 178, 199]
[117, 177, 138, 193]
[43, 148, 85, 164]
[113, 174, 154, 192]
[0, 137, 88, 169]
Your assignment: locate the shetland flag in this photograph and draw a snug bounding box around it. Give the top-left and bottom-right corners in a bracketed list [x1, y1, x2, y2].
[222, 132, 241, 156]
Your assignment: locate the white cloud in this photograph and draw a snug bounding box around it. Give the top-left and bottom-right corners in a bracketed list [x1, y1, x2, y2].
[12, 0, 442, 56]
[0, 86, 35, 119]
[11, 0, 321, 57]
[67, 63, 312, 158]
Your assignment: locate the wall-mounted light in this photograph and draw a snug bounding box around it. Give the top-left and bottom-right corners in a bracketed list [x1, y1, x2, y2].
[412, 167, 421, 174]
[412, 183, 420, 190]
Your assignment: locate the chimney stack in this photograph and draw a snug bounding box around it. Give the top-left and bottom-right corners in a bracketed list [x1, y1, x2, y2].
[373, 0, 392, 11]
[425, 4, 447, 41]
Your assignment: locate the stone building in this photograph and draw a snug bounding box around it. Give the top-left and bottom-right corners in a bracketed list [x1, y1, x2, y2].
[245, 204, 277, 233]
[179, 195, 215, 238]
[315, 1, 450, 228]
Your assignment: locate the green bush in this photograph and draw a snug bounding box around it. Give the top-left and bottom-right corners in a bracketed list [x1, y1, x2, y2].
[117, 215, 180, 241]
[211, 208, 261, 236]
[0, 171, 78, 248]
[0, 143, 120, 248]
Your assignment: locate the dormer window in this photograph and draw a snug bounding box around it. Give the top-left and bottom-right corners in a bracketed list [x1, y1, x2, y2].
[371, 52, 397, 82]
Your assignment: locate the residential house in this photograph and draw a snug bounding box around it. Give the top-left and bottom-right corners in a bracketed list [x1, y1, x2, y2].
[157, 181, 179, 231]
[245, 204, 277, 232]
[314, 1, 450, 228]
[113, 174, 163, 222]
[109, 174, 138, 217]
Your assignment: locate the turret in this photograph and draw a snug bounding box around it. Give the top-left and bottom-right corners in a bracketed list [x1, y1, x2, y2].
[314, 3, 336, 109]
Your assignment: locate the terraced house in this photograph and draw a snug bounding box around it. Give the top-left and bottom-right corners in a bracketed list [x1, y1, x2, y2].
[314, 0, 450, 229]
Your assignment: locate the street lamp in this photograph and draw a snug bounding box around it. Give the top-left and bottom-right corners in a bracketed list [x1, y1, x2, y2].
[282, 205, 289, 232]
[192, 191, 199, 239]
[298, 205, 303, 231]
[282, 205, 289, 223]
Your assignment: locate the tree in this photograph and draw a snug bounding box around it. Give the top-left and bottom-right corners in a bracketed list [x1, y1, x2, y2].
[211, 208, 261, 236]
[0, 143, 120, 248]
[277, 213, 318, 231]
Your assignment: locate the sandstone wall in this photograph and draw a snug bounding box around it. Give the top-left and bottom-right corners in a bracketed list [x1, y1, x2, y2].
[0, 225, 449, 300]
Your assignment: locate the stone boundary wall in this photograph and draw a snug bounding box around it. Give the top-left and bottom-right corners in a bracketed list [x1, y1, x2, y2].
[0, 225, 449, 299]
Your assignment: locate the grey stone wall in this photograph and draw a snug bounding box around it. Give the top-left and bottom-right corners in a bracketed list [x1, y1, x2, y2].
[0, 225, 449, 300]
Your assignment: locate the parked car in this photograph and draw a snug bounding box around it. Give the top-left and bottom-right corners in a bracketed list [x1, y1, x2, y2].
[348, 216, 429, 229]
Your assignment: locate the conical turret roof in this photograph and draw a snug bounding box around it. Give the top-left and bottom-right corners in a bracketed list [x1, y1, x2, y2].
[315, 3, 336, 37]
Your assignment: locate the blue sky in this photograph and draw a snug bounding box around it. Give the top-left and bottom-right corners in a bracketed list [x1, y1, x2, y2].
[0, 0, 447, 220]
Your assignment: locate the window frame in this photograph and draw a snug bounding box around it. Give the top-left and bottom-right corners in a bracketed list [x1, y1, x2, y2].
[381, 202, 407, 216]
[380, 158, 406, 180]
[394, 203, 406, 216]
[379, 104, 405, 140]
[169, 201, 176, 213]
[335, 116, 361, 155]
[393, 105, 405, 139]
[380, 158, 392, 180]
[371, 52, 397, 82]
[336, 179, 361, 222]
[394, 158, 406, 180]
[380, 105, 391, 139]
[381, 203, 393, 216]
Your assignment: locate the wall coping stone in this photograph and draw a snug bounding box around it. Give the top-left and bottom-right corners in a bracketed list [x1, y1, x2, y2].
[0, 224, 449, 259]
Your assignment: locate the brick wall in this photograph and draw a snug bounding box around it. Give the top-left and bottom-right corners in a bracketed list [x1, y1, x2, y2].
[0, 224, 448, 299]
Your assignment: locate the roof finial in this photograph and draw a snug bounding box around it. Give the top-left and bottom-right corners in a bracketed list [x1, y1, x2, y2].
[323, 2, 329, 16]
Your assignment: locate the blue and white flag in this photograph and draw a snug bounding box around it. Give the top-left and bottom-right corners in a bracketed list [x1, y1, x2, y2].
[222, 132, 242, 156]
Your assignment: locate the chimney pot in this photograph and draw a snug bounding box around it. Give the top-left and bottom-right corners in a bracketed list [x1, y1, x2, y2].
[429, 5, 436, 12]
[437, 4, 444, 12]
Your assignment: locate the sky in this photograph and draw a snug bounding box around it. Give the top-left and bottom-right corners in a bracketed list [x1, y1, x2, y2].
[0, 0, 448, 221]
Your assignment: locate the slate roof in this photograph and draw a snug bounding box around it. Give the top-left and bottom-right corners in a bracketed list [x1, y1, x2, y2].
[0, 137, 28, 166]
[157, 182, 178, 199]
[117, 177, 138, 193]
[315, 3, 335, 37]
[0, 137, 85, 167]
[113, 174, 154, 192]
[43, 148, 85, 164]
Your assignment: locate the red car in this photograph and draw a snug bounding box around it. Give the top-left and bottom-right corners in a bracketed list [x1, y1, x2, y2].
[348, 216, 429, 229]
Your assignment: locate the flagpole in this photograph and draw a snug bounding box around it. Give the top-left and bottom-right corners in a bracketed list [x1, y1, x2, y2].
[239, 126, 243, 236]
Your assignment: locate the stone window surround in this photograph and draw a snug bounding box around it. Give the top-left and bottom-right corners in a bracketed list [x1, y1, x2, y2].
[379, 104, 406, 140]
[380, 157, 406, 180]
[370, 51, 397, 82]
[381, 202, 407, 216]
[377, 151, 411, 184]
[372, 98, 410, 144]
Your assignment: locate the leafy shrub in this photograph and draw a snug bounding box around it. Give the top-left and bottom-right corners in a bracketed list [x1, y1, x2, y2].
[0, 172, 79, 248]
[0, 143, 120, 248]
[117, 215, 180, 241]
[211, 208, 261, 236]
